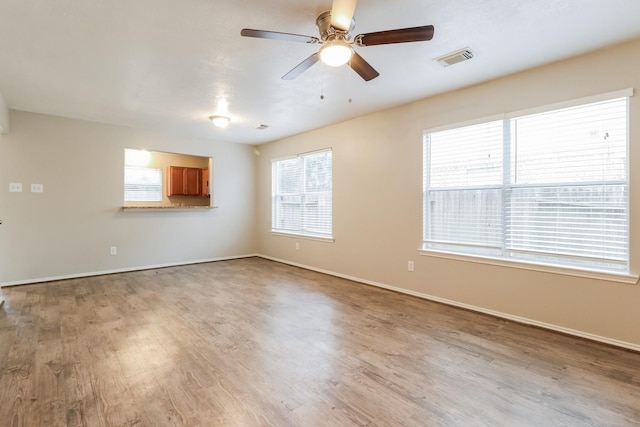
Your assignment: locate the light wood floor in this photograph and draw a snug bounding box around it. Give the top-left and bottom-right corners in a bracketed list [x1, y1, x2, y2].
[1, 258, 639, 426]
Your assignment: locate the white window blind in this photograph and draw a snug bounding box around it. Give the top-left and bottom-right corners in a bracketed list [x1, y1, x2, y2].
[424, 95, 629, 272]
[424, 120, 505, 253]
[124, 166, 162, 202]
[272, 149, 332, 238]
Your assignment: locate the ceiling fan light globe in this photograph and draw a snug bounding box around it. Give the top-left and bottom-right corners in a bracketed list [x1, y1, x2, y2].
[319, 41, 353, 67]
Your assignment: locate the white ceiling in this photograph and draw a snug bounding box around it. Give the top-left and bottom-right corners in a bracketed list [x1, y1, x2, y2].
[1, 0, 639, 145]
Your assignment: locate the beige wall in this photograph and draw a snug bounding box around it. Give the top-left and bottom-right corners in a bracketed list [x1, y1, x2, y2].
[256, 38, 640, 349]
[0, 90, 8, 134]
[0, 111, 256, 284]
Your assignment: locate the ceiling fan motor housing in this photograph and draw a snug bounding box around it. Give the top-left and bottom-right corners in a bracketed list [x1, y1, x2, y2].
[316, 10, 355, 41]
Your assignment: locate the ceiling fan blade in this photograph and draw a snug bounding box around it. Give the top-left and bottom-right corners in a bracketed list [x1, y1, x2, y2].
[330, 0, 358, 31]
[357, 25, 434, 46]
[349, 52, 379, 81]
[282, 52, 321, 80]
[241, 28, 319, 44]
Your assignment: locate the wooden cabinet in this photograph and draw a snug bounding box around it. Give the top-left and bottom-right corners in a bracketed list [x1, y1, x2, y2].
[167, 166, 202, 196]
[202, 169, 209, 197]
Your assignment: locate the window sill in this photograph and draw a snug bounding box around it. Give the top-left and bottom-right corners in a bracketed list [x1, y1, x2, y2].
[271, 231, 334, 243]
[418, 248, 638, 285]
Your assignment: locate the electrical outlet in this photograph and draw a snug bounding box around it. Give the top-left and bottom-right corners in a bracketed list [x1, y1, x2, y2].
[9, 183, 22, 192]
[31, 184, 44, 193]
[408, 261, 414, 272]
[295, 242, 300, 250]
[110, 246, 117, 255]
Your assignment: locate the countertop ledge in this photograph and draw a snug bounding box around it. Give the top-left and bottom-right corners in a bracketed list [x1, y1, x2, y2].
[122, 206, 218, 212]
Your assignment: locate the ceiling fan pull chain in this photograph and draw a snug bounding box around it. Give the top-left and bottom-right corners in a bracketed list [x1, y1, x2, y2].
[348, 57, 353, 103]
[320, 62, 325, 100]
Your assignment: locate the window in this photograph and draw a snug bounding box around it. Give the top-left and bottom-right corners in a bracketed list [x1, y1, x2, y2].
[124, 166, 162, 202]
[423, 93, 629, 273]
[272, 149, 332, 239]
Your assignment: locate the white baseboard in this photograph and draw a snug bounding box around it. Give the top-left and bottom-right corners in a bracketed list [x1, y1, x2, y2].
[257, 254, 640, 353]
[0, 254, 258, 287]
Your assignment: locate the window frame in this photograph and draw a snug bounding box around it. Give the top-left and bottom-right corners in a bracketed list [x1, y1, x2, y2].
[271, 148, 334, 242]
[420, 89, 637, 284]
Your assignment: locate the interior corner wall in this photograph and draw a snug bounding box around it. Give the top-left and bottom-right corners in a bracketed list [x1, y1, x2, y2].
[0, 91, 9, 134]
[255, 38, 640, 349]
[0, 111, 257, 284]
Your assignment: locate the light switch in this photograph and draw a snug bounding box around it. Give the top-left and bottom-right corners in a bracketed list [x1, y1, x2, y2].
[31, 184, 44, 193]
[9, 183, 22, 192]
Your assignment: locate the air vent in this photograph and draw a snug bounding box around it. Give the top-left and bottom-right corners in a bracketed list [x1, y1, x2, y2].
[254, 124, 269, 130]
[434, 48, 474, 67]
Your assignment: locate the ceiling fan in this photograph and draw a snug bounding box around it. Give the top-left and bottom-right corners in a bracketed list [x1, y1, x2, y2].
[241, 0, 434, 81]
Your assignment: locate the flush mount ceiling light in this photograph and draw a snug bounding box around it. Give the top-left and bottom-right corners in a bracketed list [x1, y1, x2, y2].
[319, 38, 353, 67]
[209, 115, 230, 128]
